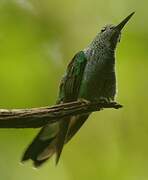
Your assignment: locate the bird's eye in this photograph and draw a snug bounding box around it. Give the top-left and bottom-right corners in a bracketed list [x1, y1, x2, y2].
[101, 27, 106, 33]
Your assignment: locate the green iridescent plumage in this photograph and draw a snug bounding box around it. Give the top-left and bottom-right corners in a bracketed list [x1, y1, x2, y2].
[22, 12, 134, 167]
[57, 51, 87, 103]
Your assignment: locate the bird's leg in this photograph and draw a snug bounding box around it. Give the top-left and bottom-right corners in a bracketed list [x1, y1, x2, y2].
[99, 97, 123, 109]
[98, 97, 112, 110]
[77, 98, 91, 105]
[99, 97, 110, 104]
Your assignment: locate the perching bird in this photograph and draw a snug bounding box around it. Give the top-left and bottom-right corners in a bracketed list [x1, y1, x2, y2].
[22, 12, 134, 167]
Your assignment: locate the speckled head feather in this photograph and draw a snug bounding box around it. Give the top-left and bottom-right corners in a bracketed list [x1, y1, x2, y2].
[89, 12, 135, 52]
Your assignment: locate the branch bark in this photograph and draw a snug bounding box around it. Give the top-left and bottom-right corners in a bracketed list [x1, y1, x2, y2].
[0, 100, 122, 128]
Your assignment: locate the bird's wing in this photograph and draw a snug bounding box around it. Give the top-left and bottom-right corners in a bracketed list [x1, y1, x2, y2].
[56, 51, 87, 163]
[57, 51, 87, 103]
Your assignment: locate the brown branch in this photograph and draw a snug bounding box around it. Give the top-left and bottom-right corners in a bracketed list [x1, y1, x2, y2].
[0, 100, 123, 128]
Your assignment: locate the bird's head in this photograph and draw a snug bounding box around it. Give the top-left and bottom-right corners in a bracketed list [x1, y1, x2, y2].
[95, 12, 135, 51]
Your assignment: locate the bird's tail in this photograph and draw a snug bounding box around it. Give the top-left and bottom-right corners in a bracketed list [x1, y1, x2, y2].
[21, 122, 59, 167]
[55, 114, 90, 164]
[22, 114, 89, 167]
[65, 114, 90, 143]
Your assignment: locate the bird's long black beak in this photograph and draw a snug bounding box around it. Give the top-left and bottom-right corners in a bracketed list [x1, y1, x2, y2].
[115, 12, 135, 32]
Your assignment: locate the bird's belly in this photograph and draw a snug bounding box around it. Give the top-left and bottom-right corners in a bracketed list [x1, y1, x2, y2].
[78, 61, 116, 101]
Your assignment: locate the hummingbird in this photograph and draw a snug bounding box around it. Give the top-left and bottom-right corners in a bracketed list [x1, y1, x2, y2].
[22, 12, 134, 167]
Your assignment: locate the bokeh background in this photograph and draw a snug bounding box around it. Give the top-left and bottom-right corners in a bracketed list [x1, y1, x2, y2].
[0, 0, 147, 180]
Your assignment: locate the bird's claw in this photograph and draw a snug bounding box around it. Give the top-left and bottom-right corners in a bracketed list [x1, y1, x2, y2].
[112, 102, 123, 109]
[99, 97, 110, 104]
[78, 98, 90, 105]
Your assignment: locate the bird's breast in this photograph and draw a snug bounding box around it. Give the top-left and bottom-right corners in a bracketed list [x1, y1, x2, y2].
[78, 52, 116, 101]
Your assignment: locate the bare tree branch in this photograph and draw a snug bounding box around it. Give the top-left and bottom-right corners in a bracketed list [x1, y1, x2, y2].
[0, 100, 122, 128]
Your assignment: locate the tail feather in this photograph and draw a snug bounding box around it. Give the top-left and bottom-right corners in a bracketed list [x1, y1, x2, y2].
[33, 158, 49, 167]
[55, 117, 70, 164]
[56, 114, 90, 163]
[22, 114, 90, 166]
[22, 134, 55, 163]
[65, 114, 90, 143]
[22, 122, 59, 166]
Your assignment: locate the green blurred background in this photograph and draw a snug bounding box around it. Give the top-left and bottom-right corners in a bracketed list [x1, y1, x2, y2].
[0, 0, 147, 180]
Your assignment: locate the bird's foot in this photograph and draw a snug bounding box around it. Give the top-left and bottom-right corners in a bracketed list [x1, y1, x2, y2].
[99, 97, 110, 104]
[99, 99, 123, 109]
[111, 102, 123, 109]
[77, 98, 91, 105]
[98, 97, 112, 110]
